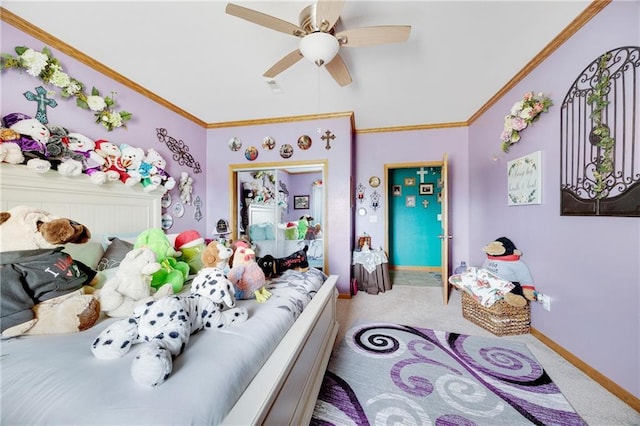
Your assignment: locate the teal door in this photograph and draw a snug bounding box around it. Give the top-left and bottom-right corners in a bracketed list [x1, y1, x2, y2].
[388, 166, 442, 268]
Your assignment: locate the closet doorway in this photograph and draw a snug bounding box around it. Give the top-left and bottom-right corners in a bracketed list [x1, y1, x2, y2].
[385, 154, 451, 303]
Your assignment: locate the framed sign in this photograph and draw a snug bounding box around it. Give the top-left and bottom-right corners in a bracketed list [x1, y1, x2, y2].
[507, 150, 542, 205]
[405, 195, 416, 207]
[419, 183, 434, 195]
[294, 195, 309, 209]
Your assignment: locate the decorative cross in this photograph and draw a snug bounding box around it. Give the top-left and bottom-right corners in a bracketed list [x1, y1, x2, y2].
[416, 167, 429, 183]
[321, 130, 335, 150]
[24, 86, 57, 124]
[422, 199, 430, 208]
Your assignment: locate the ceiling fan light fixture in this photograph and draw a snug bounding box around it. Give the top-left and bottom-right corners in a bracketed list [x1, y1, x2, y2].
[299, 32, 339, 67]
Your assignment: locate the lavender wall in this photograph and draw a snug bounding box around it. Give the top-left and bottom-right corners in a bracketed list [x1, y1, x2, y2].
[354, 127, 471, 270]
[468, 0, 639, 398]
[1, 23, 207, 236]
[286, 170, 322, 222]
[206, 116, 353, 293]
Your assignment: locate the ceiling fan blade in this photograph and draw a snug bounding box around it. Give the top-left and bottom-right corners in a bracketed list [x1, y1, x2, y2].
[335, 25, 412, 47]
[325, 54, 352, 87]
[263, 50, 305, 78]
[226, 3, 306, 37]
[315, 0, 345, 31]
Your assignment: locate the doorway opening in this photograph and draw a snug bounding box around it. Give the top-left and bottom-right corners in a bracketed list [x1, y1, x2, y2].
[385, 155, 451, 304]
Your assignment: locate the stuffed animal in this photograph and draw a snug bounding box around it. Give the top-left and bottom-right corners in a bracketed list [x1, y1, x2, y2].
[482, 237, 537, 307]
[97, 248, 173, 318]
[45, 125, 84, 176]
[0, 205, 100, 337]
[91, 267, 248, 387]
[143, 149, 175, 193]
[134, 228, 189, 293]
[201, 240, 233, 273]
[297, 215, 312, 239]
[2, 112, 51, 173]
[174, 230, 205, 274]
[0, 127, 25, 164]
[66, 132, 108, 184]
[227, 242, 271, 302]
[119, 143, 145, 183]
[257, 245, 310, 278]
[94, 139, 137, 185]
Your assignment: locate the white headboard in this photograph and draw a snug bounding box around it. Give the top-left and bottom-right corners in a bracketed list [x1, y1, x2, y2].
[0, 164, 162, 236]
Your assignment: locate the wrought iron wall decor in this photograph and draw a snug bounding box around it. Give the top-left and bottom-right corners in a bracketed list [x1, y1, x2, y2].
[156, 128, 202, 174]
[560, 46, 640, 216]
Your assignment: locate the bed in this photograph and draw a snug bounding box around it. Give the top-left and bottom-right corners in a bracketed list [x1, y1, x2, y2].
[248, 203, 324, 269]
[0, 163, 339, 425]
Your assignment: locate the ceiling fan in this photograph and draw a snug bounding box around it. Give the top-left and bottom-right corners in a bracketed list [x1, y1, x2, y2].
[225, 0, 411, 87]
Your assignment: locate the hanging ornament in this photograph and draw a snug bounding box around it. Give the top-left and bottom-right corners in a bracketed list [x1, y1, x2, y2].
[370, 190, 381, 211]
[356, 183, 366, 203]
[262, 136, 276, 150]
[193, 196, 203, 222]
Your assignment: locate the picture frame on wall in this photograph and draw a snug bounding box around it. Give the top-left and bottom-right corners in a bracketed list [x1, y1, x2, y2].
[405, 195, 416, 207]
[404, 177, 416, 186]
[293, 195, 310, 209]
[507, 150, 542, 206]
[419, 183, 434, 195]
[392, 185, 402, 196]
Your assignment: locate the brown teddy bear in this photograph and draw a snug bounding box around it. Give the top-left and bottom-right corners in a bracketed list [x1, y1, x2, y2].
[0, 205, 101, 337]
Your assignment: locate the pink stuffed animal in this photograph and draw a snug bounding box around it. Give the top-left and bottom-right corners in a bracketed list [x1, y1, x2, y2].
[227, 242, 271, 302]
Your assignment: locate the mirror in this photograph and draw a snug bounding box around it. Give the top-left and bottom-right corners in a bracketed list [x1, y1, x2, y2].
[229, 160, 327, 271]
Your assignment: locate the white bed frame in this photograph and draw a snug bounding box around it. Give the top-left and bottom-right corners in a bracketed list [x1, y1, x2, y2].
[0, 163, 339, 425]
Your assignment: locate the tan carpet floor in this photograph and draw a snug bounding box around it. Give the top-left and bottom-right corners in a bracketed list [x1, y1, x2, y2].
[334, 276, 639, 425]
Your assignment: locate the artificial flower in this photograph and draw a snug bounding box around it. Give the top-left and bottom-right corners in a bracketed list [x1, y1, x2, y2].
[19, 48, 48, 77]
[1, 45, 132, 131]
[86, 95, 107, 111]
[49, 69, 71, 88]
[500, 91, 553, 153]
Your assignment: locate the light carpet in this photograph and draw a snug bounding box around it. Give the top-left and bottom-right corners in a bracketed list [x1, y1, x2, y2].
[311, 321, 586, 425]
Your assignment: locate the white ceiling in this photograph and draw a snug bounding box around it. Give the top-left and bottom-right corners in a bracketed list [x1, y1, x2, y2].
[2, 1, 592, 130]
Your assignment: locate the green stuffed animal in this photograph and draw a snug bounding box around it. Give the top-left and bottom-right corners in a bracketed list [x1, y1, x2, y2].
[134, 228, 189, 293]
[297, 215, 311, 239]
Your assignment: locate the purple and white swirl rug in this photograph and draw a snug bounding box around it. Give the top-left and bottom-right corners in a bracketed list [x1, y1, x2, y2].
[311, 322, 586, 426]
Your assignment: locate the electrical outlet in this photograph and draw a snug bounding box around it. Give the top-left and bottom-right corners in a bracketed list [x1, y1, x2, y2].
[538, 294, 551, 311]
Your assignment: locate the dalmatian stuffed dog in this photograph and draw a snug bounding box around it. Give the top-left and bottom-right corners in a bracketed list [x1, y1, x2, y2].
[91, 267, 248, 387]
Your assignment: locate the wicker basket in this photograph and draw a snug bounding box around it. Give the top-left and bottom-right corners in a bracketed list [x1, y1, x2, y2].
[461, 292, 530, 336]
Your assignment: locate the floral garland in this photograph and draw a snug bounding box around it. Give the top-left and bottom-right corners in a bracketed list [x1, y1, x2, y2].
[587, 52, 614, 198]
[0, 46, 132, 131]
[500, 92, 553, 153]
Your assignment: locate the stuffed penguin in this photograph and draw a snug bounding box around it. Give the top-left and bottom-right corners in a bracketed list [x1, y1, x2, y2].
[482, 237, 537, 307]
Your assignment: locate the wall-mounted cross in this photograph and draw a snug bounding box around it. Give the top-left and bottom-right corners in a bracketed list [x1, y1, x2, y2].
[24, 86, 57, 124]
[321, 130, 335, 150]
[416, 167, 429, 183]
[422, 199, 430, 208]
